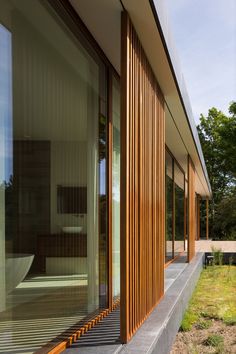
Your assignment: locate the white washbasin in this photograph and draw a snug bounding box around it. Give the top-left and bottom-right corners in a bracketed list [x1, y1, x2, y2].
[62, 226, 83, 234]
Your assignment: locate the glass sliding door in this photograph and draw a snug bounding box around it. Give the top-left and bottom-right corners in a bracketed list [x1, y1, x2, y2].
[112, 76, 120, 300]
[0, 23, 12, 315]
[165, 149, 186, 262]
[165, 151, 173, 262]
[174, 163, 185, 256]
[185, 179, 188, 251]
[0, 1, 108, 352]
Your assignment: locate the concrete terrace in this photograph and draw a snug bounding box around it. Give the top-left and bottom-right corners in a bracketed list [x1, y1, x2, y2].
[196, 240, 236, 252]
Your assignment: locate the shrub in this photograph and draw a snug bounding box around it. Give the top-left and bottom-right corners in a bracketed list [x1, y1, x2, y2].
[223, 317, 236, 326]
[204, 334, 224, 347]
[211, 247, 223, 265]
[196, 320, 212, 330]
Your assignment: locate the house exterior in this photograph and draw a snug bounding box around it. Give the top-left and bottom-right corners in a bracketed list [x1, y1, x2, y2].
[0, 0, 211, 353]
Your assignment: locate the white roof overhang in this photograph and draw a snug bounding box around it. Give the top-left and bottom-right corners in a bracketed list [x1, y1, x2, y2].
[69, 0, 211, 197]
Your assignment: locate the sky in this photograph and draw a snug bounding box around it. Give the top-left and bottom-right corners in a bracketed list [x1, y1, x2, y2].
[165, 0, 236, 124]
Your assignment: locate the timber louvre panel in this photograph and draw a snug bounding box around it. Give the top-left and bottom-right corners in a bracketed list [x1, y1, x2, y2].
[120, 12, 165, 343]
[188, 155, 196, 261]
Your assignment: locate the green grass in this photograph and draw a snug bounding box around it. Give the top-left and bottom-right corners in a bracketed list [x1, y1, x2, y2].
[196, 319, 212, 330]
[180, 312, 198, 331]
[180, 265, 236, 331]
[204, 334, 224, 347]
[223, 317, 236, 326]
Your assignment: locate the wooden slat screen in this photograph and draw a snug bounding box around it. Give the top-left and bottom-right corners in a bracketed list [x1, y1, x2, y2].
[120, 12, 165, 343]
[188, 156, 196, 261]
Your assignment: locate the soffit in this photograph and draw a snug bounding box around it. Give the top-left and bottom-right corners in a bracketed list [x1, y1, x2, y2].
[122, 0, 211, 197]
[69, 0, 122, 73]
[69, 0, 211, 197]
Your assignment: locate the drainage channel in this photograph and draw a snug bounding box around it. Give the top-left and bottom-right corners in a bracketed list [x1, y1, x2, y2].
[62, 307, 121, 353]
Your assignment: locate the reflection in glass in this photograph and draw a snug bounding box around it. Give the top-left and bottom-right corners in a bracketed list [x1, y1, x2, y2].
[99, 92, 108, 308]
[0, 23, 12, 315]
[112, 77, 120, 300]
[0, 1, 107, 351]
[165, 151, 173, 262]
[174, 163, 185, 256]
[185, 179, 188, 251]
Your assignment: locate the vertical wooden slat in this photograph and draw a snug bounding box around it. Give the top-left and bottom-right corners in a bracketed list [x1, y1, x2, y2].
[120, 12, 165, 343]
[206, 198, 209, 240]
[188, 155, 196, 261]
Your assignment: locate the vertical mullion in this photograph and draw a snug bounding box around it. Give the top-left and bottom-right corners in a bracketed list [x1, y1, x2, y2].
[172, 158, 175, 259]
[107, 69, 113, 310]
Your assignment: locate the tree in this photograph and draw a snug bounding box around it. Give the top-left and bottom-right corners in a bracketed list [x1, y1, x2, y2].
[213, 188, 236, 240]
[197, 102, 236, 240]
[219, 102, 236, 177]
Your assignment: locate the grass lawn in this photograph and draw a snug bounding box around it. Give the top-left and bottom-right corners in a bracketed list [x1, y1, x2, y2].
[171, 265, 236, 354]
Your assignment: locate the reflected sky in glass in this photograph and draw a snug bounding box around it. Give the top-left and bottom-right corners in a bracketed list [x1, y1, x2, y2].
[0, 24, 12, 184]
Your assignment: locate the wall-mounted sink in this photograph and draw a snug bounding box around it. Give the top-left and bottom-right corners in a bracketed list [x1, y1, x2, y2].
[62, 226, 83, 234]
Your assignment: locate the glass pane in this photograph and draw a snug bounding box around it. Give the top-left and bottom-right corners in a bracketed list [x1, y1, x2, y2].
[185, 179, 188, 251]
[99, 73, 108, 307]
[0, 1, 107, 351]
[0, 23, 12, 315]
[165, 151, 173, 262]
[112, 77, 120, 300]
[174, 163, 185, 256]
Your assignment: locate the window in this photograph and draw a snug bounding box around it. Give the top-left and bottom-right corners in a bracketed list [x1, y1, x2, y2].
[174, 163, 185, 256]
[0, 1, 111, 351]
[112, 76, 120, 300]
[165, 151, 173, 262]
[165, 149, 186, 262]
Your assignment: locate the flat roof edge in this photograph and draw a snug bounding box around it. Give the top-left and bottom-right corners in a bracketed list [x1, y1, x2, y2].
[149, 0, 212, 196]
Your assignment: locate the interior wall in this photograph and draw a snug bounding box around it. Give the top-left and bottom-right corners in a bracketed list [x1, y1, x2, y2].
[120, 12, 165, 343]
[50, 141, 87, 234]
[10, 7, 93, 242]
